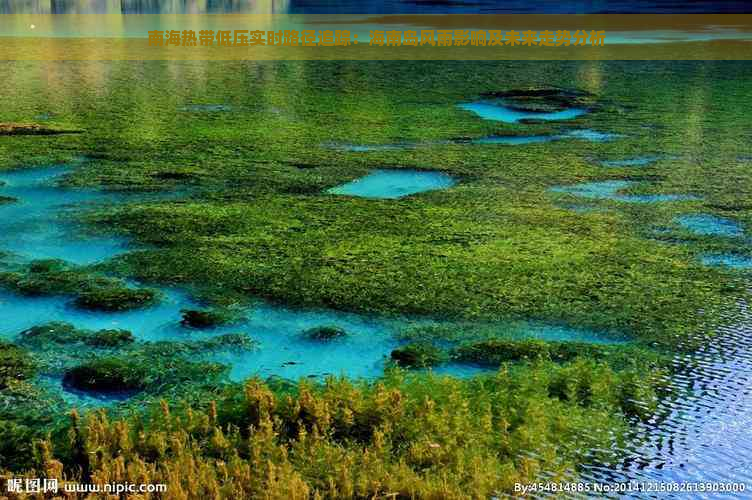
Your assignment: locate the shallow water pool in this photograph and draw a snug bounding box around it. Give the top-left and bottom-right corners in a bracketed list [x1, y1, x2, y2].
[327, 169, 456, 199]
[600, 156, 660, 167]
[551, 180, 699, 203]
[0, 165, 130, 265]
[458, 101, 587, 123]
[562, 129, 623, 142]
[701, 253, 752, 269]
[675, 214, 744, 237]
[0, 163, 625, 404]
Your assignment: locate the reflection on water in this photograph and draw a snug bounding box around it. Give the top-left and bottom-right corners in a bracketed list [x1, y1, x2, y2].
[1, 0, 291, 14]
[0, 58, 751, 486]
[584, 302, 752, 490]
[3, 0, 752, 14]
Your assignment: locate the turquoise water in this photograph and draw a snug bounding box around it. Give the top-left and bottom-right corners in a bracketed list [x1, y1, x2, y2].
[0, 163, 624, 402]
[180, 104, 234, 112]
[675, 214, 744, 237]
[0, 165, 130, 265]
[600, 156, 660, 167]
[327, 143, 410, 152]
[39, 375, 135, 408]
[472, 135, 558, 145]
[559, 204, 603, 214]
[327, 169, 456, 199]
[562, 129, 623, 142]
[550, 180, 632, 200]
[470, 129, 622, 145]
[458, 101, 587, 123]
[551, 180, 699, 203]
[701, 253, 752, 269]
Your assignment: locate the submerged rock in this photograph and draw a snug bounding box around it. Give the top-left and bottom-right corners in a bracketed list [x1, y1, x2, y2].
[0, 122, 83, 135]
[301, 325, 347, 341]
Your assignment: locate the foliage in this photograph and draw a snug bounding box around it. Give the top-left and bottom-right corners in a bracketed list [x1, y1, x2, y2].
[0, 342, 35, 389]
[180, 308, 237, 328]
[19, 322, 135, 348]
[0, 259, 159, 311]
[301, 325, 347, 340]
[391, 342, 446, 368]
[73, 286, 158, 312]
[27, 367, 642, 498]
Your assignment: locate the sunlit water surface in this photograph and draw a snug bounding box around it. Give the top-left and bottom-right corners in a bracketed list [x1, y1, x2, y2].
[0, 164, 618, 396]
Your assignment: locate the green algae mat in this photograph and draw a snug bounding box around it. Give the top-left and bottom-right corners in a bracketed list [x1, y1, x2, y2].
[0, 59, 751, 497]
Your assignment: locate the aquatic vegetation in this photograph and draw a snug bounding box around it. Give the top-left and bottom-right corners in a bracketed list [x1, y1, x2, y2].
[301, 325, 347, 340]
[73, 285, 158, 311]
[19, 322, 135, 348]
[459, 88, 594, 123]
[675, 214, 744, 237]
[326, 169, 455, 199]
[86, 329, 135, 347]
[449, 338, 617, 366]
[180, 104, 233, 112]
[471, 134, 558, 145]
[62, 351, 227, 395]
[180, 308, 238, 328]
[390, 342, 446, 368]
[550, 180, 699, 203]
[193, 333, 257, 351]
[0, 259, 159, 311]
[0, 59, 751, 490]
[458, 101, 587, 123]
[480, 87, 597, 112]
[324, 142, 411, 152]
[0, 259, 91, 295]
[19, 368, 648, 496]
[0, 122, 83, 135]
[453, 339, 553, 364]
[63, 358, 147, 393]
[600, 156, 660, 167]
[0, 342, 35, 388]
[562, 129, 622, 142]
